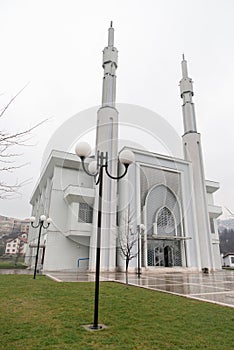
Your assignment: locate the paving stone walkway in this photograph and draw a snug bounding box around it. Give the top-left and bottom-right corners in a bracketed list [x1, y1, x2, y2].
[2, 268, 233, 307]
[46, 269, 234, 308]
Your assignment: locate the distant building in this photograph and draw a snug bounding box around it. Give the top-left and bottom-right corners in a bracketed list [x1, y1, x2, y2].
[0, 216, 30, 236]
[26, 24, 222, 273]
[20, 223, 29, 234]
[223, 253, 234, 268]
[5, 236, 28, 256]
[0, 216, 14, 236]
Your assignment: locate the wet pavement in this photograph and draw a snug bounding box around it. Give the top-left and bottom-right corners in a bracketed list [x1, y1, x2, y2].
[46, 270, 234, 308]
[0, 269, 33, 275]
[1, 268, 234, 308]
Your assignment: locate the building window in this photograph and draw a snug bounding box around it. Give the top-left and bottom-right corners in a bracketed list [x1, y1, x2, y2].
[156, 207, 176, 236]
[231, 257, 234, 264]
[12, 249, 15, 252]
[13, 244, 16, 247]
[78, 203, 93, 223]
[210, 218, 215, 233]
[6, 249, 10, 252]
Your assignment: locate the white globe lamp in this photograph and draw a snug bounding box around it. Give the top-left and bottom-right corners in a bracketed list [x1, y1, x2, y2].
[75, 142, 91, 158]
[119, 150, 135, 166]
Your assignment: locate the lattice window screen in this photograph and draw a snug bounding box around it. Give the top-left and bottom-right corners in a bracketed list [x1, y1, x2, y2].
[145, 184, 182, 236]
[78, 203, 93, 223]
[147, 239, 182, 267]
[157, 207, 176, 236]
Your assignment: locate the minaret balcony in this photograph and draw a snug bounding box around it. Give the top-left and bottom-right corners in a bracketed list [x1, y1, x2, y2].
[103, 47, 118, 66]
[180, 78, 193, 96]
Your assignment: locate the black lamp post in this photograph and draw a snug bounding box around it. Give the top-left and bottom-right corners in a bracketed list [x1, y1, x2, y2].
[30, 215, 52, 279]
[76, 142, 134, 330]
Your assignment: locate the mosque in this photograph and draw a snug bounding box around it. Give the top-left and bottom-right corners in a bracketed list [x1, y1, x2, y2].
[25, 23, 222, 273]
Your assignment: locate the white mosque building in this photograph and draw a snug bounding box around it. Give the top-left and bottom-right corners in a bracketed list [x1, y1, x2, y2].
[26, 24, 222, 273]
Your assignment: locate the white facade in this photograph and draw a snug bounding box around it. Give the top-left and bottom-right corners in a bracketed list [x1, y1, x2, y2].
[26, 24, 222, 273]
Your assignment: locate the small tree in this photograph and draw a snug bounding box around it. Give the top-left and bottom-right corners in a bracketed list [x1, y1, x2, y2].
[118, 212, 145, 288]
[118, 222, 138, 288]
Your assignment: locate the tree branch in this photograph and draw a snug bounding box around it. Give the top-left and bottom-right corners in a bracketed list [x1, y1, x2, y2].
[0, 84, 48, 198]
[0, 83, 29, 119]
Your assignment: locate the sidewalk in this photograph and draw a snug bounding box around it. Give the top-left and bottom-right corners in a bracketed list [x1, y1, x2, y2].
[46, 269, 234, 308]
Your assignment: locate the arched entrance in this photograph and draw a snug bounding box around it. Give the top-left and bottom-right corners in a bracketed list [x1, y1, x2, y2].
[145, 185, 184, 267]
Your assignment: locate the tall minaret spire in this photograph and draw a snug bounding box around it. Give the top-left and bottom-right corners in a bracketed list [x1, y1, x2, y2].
[102, 21, 118, 107]
[179, 55, 197, 134]
[181, 54, 188, 78]
[108, 21, 114, 46]
[180, 56, 214, 271]
[92, 23, 119, 272]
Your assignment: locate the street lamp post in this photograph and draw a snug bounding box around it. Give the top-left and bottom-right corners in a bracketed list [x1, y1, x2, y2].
[76, 142, 134, 330]
[30, 215, 52, 279]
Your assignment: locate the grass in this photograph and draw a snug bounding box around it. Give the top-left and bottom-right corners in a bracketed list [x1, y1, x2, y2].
[0, 257, 27, 269]
[0, 275, 234, 350]
[0, 261, 27, 269]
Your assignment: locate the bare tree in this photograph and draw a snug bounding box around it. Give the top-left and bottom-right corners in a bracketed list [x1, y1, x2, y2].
[118, 214, 140, 288]
[0, 85, 47, 198]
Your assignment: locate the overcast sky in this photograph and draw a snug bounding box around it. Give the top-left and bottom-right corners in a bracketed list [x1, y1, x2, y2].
[0, 0, 234, 219]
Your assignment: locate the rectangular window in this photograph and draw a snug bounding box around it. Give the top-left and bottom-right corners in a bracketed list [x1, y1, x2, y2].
[210, 218, 215, 234]
[78, 203, 93, 223]
[231, 257, 234, 264]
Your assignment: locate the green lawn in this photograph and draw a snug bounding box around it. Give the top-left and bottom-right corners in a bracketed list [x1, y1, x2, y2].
[0, 257, 27, 269]
[0, 261, 27, 269]
[0, 275, 233, 350]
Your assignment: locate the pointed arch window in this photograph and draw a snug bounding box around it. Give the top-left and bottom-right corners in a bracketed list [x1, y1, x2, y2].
[156, 207, 176, 236]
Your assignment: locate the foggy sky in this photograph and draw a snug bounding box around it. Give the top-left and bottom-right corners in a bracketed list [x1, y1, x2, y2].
[0, 0, 233, 219]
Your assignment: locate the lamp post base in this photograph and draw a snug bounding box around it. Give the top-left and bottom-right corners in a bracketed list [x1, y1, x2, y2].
[82, 324, 108, 332]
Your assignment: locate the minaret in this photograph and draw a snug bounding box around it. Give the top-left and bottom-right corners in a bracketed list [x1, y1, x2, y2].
[96, 21, 118, 152]
[180, 54, 197, 134]
[180, 55, 214, 270]
[90, 22, 119, 271]
[101, 21, 117, 107]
